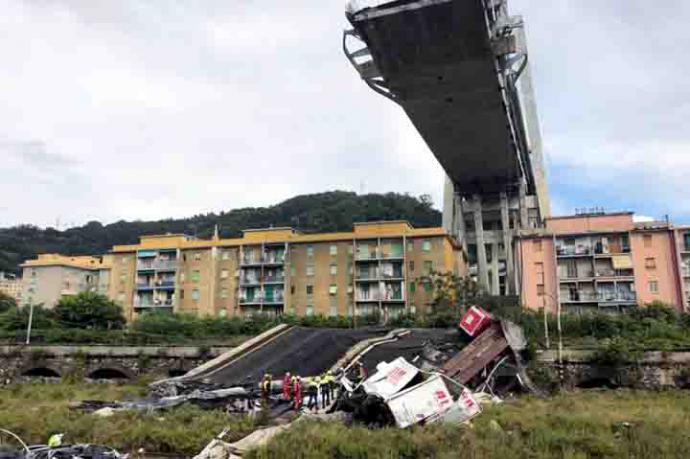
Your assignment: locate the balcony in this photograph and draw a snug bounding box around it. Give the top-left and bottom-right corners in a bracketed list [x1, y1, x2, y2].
[134, 299, 174, 309]
[240, 255, 285, 266]
[239, 293, 285, 305]
[155, 280, 176, 289]
[556, 246, 592, 257]
[597, 292, 637, 303]
[263, 275, 285, 284]
[137, 259, 177, 271]
[136, 282, 155, 291]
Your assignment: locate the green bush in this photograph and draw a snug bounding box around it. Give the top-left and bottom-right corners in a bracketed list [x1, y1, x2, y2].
[0, 304, 56, 331]
[54, 292, 126, 330]
[0, 291, 17, 313]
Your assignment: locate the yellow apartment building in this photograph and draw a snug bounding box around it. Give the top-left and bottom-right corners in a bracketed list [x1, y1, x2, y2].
[109, 222, 465, 321]
[20, 254, 112, 307]
[0, 272, 23, 305]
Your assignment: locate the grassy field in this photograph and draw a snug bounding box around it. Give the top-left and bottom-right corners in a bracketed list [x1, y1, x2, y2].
[249, 390, 690, 459]
[2, 383, 690, 458]
[0, 382, 256, 455]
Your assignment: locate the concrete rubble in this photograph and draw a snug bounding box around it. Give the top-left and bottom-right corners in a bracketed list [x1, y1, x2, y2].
[190, 308, 534, 456]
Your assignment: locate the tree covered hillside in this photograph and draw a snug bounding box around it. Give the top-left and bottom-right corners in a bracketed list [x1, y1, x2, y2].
[0, 191, 441, 274]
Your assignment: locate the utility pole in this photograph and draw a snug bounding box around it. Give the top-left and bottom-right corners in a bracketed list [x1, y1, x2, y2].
[25, 302, 35, 345]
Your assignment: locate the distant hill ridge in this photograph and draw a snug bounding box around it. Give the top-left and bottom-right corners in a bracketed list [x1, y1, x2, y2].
[0, 191, 441, 274]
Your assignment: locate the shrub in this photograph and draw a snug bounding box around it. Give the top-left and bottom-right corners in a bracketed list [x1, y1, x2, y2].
[54, 292, 126, 330]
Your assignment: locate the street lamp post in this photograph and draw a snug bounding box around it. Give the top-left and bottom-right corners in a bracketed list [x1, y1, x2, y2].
[25, 302, 35, 345]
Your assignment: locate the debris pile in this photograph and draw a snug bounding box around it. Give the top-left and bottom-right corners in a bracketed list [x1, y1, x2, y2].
[0, 429, 126, 459]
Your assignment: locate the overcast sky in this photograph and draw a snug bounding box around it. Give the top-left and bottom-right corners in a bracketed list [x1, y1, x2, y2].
[2, 0, 689, 228]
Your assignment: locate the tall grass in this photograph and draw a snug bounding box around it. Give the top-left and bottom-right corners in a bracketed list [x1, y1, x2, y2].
[249, 390, 690, 459]
[0, 382, 255, 454]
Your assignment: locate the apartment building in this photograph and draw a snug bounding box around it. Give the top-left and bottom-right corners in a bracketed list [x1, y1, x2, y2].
[675, 226, 690, 311]
[0, 272, 22, 305]
[516, 212, 685, 314]
[20, 254, 112, 307]
[109, 222, 464, 321]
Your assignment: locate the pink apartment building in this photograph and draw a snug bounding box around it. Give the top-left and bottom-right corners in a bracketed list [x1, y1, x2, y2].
[516, 212, 686, 314]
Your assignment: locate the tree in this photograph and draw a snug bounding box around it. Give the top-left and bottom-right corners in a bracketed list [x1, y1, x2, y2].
[54, 292, 126, 330]
[0, 291, 17, 313]
[419, 271, 481, 320]
[0, 303, 55, 331]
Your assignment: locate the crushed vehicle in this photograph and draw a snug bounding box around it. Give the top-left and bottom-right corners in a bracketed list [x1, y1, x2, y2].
[335, 356, 482, 429]
[0, 429, 126, 459]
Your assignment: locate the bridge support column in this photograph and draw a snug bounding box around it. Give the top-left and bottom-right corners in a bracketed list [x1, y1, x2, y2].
[500, 191, 515, 295]
[472, 194, 490, 291]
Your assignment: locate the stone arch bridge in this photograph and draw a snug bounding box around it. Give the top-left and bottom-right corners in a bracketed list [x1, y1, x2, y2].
[0, 344, 233, 383]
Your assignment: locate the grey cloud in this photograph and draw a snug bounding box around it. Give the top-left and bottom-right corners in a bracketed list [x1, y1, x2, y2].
[1, 0, 688, 227]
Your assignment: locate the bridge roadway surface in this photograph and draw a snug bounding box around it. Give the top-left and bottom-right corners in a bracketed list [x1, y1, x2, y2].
[195, 327, 463, 386]
[349, 0, 525, 193]
[201, 327, 389, 386]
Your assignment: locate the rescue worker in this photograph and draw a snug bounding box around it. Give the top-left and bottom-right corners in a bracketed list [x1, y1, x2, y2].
[48, 433, 63, 448]
[282, 372, 292, 401]
[307, 375, 320, 410]
[293, 376, 302, 410]
[323, 371, 335, 405]
[320, 373, 331, 408]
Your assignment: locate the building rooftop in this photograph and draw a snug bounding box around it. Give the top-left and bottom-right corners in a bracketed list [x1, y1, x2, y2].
[21, 254, 111, 270]
[111, 222, 455, 253]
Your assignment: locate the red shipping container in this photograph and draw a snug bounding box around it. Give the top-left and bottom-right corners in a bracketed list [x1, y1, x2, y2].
[459, 306, 493, 337]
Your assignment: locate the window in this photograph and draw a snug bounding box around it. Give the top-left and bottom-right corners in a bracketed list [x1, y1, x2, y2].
[533, 239, 543, 252]
[423, 281, 433, 293]
[409, 261, 415, 272]
[329, 284, 338, 295]
[645, 258, 656, 269]
[535, 262, 545, 284]
[290, 264, 296, 276]
[218, 309, 227, 318]
[329, 296, 337, 317]
[220, 269, 229, 279]
[330, 264, 338, 275]
[191, 270, 200, 282]
[306, 305, 314, 316]
[220, 288, 228, 299]
[408, 242, 414, 252]
[192, 288, 200, 301]
[348, 245, 353, 255]
[424, 260, 433, 274]
[422, 240, 432, 252]
[649, 281, 659, 294]
[306, 264, 315, 276]
[644, 234, 652, 248]
[221, 250, 230, 261]
[307, 245, 314, 258]
[306, 285, 314, 295]
[290, 285, 295, 295]
[330, 245, 338, 256]
[180, 272, 186, 282]
[537, 284, 545, 296]
[409, 282, 416, 293]
[180, 289, 185, 300]
[194, 252, 202, 261]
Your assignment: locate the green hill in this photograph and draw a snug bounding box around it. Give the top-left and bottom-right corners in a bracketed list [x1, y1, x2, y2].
[0, 191, 441, 274]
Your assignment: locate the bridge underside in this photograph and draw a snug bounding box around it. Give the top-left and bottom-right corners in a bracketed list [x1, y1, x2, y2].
[347, 0, 530, 195]
[346, 0, 550, 295]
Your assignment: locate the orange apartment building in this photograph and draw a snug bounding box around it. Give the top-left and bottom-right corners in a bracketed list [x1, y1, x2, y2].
[108, 222, 464, 321]
[516, 212, 686, 314]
